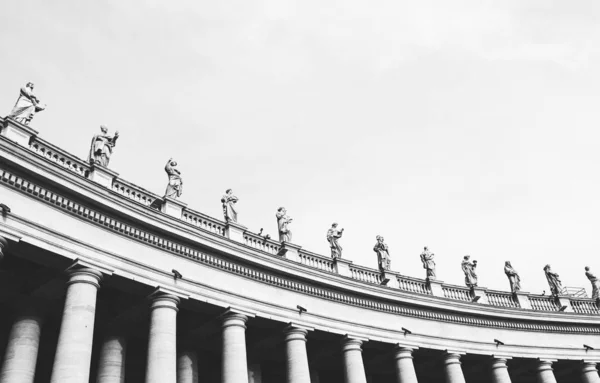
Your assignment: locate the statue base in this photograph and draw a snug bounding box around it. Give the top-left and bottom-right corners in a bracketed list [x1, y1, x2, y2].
[471, 286, 488, 304]
[380, 271, 399, 289]
[277, 242, 302, 263]
[427, 278, 444, 297]
[1, 118, 38, 147]
[88, 164, 119, 189]
[225, 221, 247, 243]
[161, 197, 187, 219]
[333, 258, 353, 278]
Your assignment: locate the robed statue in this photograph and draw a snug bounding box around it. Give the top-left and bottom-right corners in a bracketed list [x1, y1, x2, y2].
[221, 189, 238, 222]
[543, 264, 563, 296]
[461, 255, 478, 288]
[504, 261, 521, 293]
[276, 207, 293, 242]
[420, 246, 436, 279]
[327, 223, 344, 259]
[164, 158, 183, 199]
[8, 82, 46, 125]
[585, 266, 599, 300]
[88, 126, 119, 167]
[373, 235, 391, 272]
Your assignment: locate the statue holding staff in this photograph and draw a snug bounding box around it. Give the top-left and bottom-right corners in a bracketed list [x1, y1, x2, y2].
[373, 235, 391, 272]
[327, 223, 344, 259]
[88, 125, 119, 167]
[8, 82, 46, 125]
[276, 207, 293, 242]
[585, 266, 599, 300]
[164, 158, 183, 199]
[504, 261, 521, 293]
[544, 264, 563, 296]
[461, 255, 478, 288]
[221, 189, 238, 222]
[420, 246, 436, 280]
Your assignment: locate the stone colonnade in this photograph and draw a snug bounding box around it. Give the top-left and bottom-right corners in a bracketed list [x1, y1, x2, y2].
[1, 265, 600, 383]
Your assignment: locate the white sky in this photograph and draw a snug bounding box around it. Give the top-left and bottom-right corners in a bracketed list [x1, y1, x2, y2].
[2, 1, 600, 294]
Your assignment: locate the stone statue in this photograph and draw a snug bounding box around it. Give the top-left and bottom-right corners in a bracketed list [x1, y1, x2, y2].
[88, 126, 119, 167]
[504, 261, 521, 293]
[8, 82, 46, 125]
[420, 246, 436, 280]
[544, 264, 563, 296]
[461, 255, 478, 288]
[373, 235, 391, 272]
[164, 158, 183, 199]
[585, 266, 599, 300]
[221, 189, 238, 222]
[276, 207, 292, 242]
[327, 223, 344, 259]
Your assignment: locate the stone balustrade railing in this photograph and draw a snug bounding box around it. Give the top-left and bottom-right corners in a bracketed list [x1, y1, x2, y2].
[3, 115, 600, 315]
[29, 136, 90, 178]
[297, 250, 335, 273]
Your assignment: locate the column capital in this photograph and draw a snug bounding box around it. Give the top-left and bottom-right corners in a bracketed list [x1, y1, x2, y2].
[394, 345, 418, 361]
[443, 351, 465, 366]
[148, 291, 180, 312]
[283, 323, 313, 342]
[490, 356, 510, 370]
[537, 359, 556, 372]
[341, 335, 368, 352]
[581, 361, 599, 372]
[65, 267, 104, 289]
[221, 307, 255, 329]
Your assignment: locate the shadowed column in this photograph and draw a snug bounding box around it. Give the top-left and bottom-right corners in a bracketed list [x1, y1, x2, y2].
[442, 352, 466, 383]
[50, 268, 103, 383]
[490, 357, 511, 383]
[145, 293, 180, 383]
[221, 310, 250, 383]
[96, 334, 127, 383]
[0, 302, 44, 383]
[177, 350, 199, 383]
[536, 360, 557, 383]
[283, 324, 312, 383]
[581, 361, 600, 383]
[341, 336, 368, 383]
[393, 345, 418, 383]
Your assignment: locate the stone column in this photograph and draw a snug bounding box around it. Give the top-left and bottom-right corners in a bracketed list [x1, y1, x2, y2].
[393, 345, 418, 383]
[96, 334, 127, 383]
[581, 362, 600, 383]
[442, 352, 466, 383]
[341, 336, 368, 383]
[0, 303, 44, 383]
[145, 293, 180, 383]
[50, 268, 103, 383]
[0, 236, 7, 264]
[283, 324, 312, 383]
[221, 310, 250, 383]
[490, 357, 511, 383]
[535, 360, 557, 383]
[177, 350, 198, 383]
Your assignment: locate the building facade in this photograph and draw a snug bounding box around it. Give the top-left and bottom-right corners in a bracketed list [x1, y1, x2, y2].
[0, 116, 599, 383]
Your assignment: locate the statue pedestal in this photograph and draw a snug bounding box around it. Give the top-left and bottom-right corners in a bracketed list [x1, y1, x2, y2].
[225, 221, 247, 243]
[471, 287, 488, 304]
[277, 242, 302, 263]
[427, 279, 444, 297]
[161, 197, 187, 219]
[88, 165, 118, 189]
[333, 258, 352, 278]
[514, 291, 532, 309]
[380, 271, 399, 289]
[1, 118, 38, 147]
[556, 295, 573, 312]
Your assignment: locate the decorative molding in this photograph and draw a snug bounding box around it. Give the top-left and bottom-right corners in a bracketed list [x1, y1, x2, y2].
[1, 166, 600, 334]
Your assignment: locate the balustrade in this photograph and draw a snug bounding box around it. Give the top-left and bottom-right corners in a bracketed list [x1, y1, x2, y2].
[29, 138, 90, 177]
[397, 276, 431, 295]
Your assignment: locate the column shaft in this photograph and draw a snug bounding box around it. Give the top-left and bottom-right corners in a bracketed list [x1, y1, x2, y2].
[221, 312, 249, 383]
[341, 337, 367, 383]
[443, 353, 466, 383]
[394, 346, 418, 383]
[96, 334, 127, 383]
[50, 268, 102, 383]
[536, 360, 557, 383]
[284, 326, 311, 383]
[490, 358, 511, 383]
[581, 362, 600, 383]
[145, 293, 180, 383]
[177, 350, 199, 383]
[0, 309, 43, 383]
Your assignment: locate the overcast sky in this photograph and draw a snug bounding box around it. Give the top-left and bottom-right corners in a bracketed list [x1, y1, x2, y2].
[2, 1, 600, 294]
